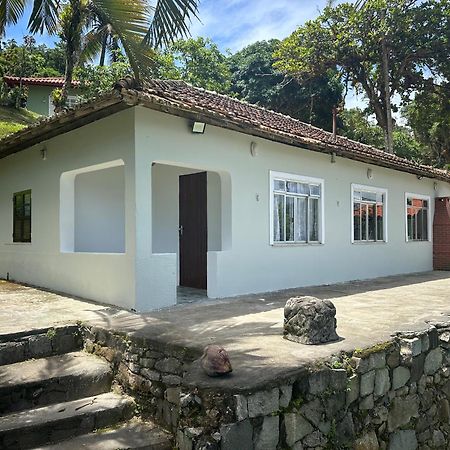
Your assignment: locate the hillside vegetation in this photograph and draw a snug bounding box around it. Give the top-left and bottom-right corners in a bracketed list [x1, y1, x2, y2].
[0, 106, 40, 139]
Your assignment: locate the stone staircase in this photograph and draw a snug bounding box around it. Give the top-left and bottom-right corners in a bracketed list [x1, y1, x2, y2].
[0, 326, 172, 449]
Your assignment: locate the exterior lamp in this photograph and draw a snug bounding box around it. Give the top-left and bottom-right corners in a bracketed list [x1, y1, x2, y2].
[192, 122, 206, 134]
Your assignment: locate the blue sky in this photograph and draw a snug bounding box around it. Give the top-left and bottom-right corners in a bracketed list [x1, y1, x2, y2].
[4, 0, 365, 109]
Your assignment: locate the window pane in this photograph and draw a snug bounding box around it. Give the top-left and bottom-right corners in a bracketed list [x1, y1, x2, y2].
[376, 193, 384, 203]
[417, 209, 424, 240]
[295, 197, 307, 241]
[354, 191, 362, 201]
[286, 181, 298, 193]
[377, 205, 384, 241]
[422, 208, 428, 240]
[368, 204, 376, 240]
[423, 200, 428, 208]
[273, 194, 285, 241]
[354, 202, 361, 241]
[274, 180, 286, 191]
[13, 218, 22, 242]
[286, 196, 295, 241]
[309, 198, 319, 241]
[310, 184, 321, 196]
[362, 191, 377, 202]
[361, 204, 368, 240]
[22, 219, 31, 242]
[298, 183, 310, 195]
[14, 195, 24, 217]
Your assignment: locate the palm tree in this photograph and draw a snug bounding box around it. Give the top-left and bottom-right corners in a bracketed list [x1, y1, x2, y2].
[1, 0, 199, 103]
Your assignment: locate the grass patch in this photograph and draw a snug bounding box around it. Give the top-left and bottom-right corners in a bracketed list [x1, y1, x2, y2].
[0, 106, 41, 138]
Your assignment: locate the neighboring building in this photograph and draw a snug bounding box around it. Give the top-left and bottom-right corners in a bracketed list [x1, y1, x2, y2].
[3, 76, 80, 116]
[0, 78, 450, 312]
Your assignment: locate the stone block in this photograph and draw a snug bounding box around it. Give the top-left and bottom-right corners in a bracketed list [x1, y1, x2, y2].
[162, 374, 181, 386]
[429, 327, 439, 349]
[28, 335, 52, 358]
[336, 412, 355, 445]
[421, 334, 430, 353]
[424, 348, 443, 375]
[374, 368, 390, 397]
[299, 399, 322, 426]
[410, 354, 425, 382]
[388, 430, 417, 450]
[388, 395, 419, 432]
[325, 392, 346, 419]
[432, 430, 445, 447]
[279, 384, 292, 408]
[247, 388, 279, 418]
[329, 368, 347, 391]
[369, 352, 386, 370]
[283, 296, 339, 344]
[220, 420, 253, 450]
[254, 415, 279, 450]
[234, 394, 248, 421]
[155, 357, 182, 375]
[400, 338, 421, 364]
[165, 387, 181, 405]
[308, 370, 330, 395]
[392, 366, 410, 390]
[284, 413, 314, 447]
[359, 394, 374, 410]
[350, 356, 370, 374]
[346, 374, 359, 406]
[140, 358, 155, 369]
[354, 430, 379, 450]
[438, 398, 450, 423]
[140, 368, 161, 381]
[360, 370, 376, 397]
[303, 430, 326, 447]
[386, 349, 400, 369]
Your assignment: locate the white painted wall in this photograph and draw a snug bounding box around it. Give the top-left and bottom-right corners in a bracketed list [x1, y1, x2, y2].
[135, 106, 447, 300]
[1, 103, 450, 312]
[0, 109, 136, 309]
[74, 165, 125, 253]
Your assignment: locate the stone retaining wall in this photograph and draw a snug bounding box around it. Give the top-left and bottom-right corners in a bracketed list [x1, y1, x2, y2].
[83, 322, 450, 450]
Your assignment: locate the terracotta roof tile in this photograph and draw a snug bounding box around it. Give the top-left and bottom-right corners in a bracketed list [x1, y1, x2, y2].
[3, 76, 80, 88]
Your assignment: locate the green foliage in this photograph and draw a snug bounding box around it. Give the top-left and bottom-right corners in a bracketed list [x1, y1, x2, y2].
[275, 0, 449, 133]
[404, 86, 450, 167]
[340, 108, 425, 162]
[159, 37, 231, 93]
[228, 40, 343, 131]
[0, 38, 65, 78]
[74, 58, 132, 100]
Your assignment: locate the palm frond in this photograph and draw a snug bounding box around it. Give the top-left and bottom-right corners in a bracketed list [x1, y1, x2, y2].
[144, 0, 199, 48]
[27, 0, 59, 34]
[0, 0, 27, 36]
[80, 26, 106, 62]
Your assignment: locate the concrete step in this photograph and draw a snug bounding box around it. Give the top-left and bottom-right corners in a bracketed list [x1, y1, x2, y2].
[0, 351, 112, 414]
[0, 392, 135, 449]
[33, 418, 173, 450]
[0, 325, 82, 366]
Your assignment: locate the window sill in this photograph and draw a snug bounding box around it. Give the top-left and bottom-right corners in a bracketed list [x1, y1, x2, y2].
[406, 240, 431, 243]
[352, 241, 387, 245]
[4, 242, 32, 246]
[271, 242, 324, 247]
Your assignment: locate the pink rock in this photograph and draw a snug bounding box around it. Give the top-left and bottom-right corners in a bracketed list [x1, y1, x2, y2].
[200, 345, 232, 377]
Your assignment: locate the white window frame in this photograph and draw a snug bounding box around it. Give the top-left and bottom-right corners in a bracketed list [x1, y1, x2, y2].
[269, 170, 325, 245]
[351, 183, 388, 244]
[48, 94, 79, 115]
[405, 192, 432, 243]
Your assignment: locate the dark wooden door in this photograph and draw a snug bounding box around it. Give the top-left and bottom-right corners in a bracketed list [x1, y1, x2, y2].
[179, 172, 208, 289]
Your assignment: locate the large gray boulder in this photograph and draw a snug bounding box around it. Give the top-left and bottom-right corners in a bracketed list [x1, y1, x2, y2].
[283, 296, 339, 344]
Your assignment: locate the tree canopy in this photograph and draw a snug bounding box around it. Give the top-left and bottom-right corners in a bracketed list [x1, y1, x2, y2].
[275, 0, 449, 150]
[228, 40, 343, 131]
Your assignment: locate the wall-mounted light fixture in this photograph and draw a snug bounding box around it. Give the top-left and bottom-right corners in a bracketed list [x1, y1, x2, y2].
[40, 146, 47, 160]
[367, 168, 373, 180]
[417, 175, 423, 180]
[330, 152, 336, 164]
[192, 122, 206, 134]
[250, 142, 258, 157]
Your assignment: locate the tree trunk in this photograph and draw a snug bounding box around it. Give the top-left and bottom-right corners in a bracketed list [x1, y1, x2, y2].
[381, 8, 394, 153]
[99, 33, 108, 66]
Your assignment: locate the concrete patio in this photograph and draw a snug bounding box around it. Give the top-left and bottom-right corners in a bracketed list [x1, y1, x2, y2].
[1, 271, 450, 390]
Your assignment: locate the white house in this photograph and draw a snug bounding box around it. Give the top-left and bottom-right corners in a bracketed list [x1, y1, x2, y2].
[1, 77, 450, 312]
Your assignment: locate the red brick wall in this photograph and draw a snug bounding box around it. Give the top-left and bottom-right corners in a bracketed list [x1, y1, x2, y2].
[433, 197, 450, 270]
